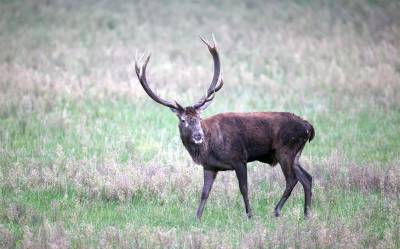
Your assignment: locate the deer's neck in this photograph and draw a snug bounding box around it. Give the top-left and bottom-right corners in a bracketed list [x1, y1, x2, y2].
[180, 135, 209, 165]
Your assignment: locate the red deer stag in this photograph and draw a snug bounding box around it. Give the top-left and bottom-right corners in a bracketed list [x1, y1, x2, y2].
[134, 36, 315, 219]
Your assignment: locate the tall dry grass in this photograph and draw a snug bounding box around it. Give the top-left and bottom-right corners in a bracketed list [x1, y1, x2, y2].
[1, 0, 400, 248]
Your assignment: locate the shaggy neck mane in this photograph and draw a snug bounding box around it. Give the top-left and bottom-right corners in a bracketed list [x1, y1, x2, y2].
[180, 124, 209, 165]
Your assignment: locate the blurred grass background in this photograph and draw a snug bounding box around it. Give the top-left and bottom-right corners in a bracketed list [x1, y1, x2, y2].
[0, 0, 399, 248]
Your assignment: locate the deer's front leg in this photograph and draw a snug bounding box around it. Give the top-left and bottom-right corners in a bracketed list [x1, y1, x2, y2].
[196, 169, 217, 220]
[235, 163, 252, 218]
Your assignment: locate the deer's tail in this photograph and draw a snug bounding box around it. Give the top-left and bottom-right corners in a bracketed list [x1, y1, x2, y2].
[308, 123, 315, 142]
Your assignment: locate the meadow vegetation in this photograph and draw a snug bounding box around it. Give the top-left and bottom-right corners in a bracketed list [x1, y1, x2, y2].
[0, 0, 399, 248]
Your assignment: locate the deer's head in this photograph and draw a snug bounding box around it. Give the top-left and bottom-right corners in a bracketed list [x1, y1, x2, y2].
[134, 36, 223, 145]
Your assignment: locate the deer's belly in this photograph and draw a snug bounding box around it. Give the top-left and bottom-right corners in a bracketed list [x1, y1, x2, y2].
[204, 164, 234, 171]
[203, 156, 234, 171]
[247, 149, 278, 166]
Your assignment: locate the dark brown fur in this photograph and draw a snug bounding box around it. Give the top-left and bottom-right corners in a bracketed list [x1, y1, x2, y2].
[178, 110, 315, 219]
[184, 112, 314, 170]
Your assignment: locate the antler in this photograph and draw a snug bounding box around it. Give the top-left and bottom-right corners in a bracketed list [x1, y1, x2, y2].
[135, 53, 183, 111]
[193, 34, 224, 110]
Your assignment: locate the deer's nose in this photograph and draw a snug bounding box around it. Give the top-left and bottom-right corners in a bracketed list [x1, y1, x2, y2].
[193, 133, 203, 141]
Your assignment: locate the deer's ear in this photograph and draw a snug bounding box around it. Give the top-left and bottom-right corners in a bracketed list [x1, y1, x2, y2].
[170, 104, 184, 116]
[170, 107, 182, 115]
[170, 102, 184, 115]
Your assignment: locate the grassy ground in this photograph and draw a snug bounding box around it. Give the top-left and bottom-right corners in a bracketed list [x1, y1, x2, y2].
[1, 0, 400, 248]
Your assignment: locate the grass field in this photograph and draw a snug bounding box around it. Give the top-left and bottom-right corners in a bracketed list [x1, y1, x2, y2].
[1, 0, 400, 248]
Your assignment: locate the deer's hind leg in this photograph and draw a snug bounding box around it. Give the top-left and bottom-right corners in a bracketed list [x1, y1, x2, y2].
[274, 151, 298, 217]
[292, 147, 312, 218]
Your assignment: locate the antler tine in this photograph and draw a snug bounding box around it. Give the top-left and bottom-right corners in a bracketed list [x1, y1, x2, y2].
[205, 79, 223, 101]
[142, 53, 151, 74]
[134, 52, 182, 111]
[134, 52, 146, 76]
[199, 35, 217, 51]
[193, 79, 224, 110]
[211, 33, 217, 47]
[193, 35, 223, 110]
[199, 36, 209, 47]
[214, 78, 224, 92]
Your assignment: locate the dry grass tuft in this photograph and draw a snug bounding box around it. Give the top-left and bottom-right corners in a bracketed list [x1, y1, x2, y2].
[21, 220, 69, 249]
[0, 225, 15, 249]
[2, 148, 399, 204]
[13, 205, 399, 249]
[313, 153, 400, 197]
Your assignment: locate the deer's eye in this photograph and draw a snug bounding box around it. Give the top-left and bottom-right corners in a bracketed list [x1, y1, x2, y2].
[180, 119, 186, 124]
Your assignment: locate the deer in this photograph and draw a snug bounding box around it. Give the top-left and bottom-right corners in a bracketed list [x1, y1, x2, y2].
[134, 35, 315, 220]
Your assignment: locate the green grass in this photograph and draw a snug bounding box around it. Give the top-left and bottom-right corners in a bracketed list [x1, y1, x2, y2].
[1, 0, 400, 248]
[1, 185, 396, 248]
[1, 96, 399, 166]
[1, 76, 400, 249]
